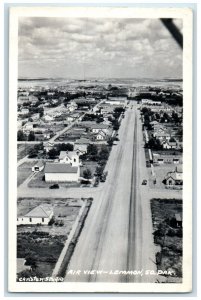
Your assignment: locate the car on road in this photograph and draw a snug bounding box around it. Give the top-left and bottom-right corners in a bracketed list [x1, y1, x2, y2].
[142, 180, 147, 185]
[49, 184, 59, 189]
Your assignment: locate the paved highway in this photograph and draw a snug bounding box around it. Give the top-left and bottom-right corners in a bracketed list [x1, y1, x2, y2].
[64, 103, 156, 282]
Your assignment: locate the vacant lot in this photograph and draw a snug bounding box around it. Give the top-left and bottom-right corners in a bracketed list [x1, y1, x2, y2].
[151, 198, 182, 283]
[17, 144, 34, 161]
[17, 161, 37, 186]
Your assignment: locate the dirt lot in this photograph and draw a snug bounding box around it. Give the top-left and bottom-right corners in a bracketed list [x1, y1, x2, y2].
[28, 170, 80, 188]
[17, 161, 37, 186]
[151, 198, 183, 283]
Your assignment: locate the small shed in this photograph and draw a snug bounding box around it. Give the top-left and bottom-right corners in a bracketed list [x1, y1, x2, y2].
[175, 213, 182, 228]
[32, 161, 44, 172]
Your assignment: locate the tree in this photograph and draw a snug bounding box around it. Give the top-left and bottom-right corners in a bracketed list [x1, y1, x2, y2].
[55, 143, 73, 152]
[28, 131, 35, 141]
[48, 148, 58, 159]
[98, 146, 109, 160]
[95, 165, 104, 177]
[107, 137, 115, 146]
[28, 147, 38, 158]
[17, 130, 26, 141]
[83, 168, 92, 179]
[146, 137, 162, 150]
[87, 144, 98, 156]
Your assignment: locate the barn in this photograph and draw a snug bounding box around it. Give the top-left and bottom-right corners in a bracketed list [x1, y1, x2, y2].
[44, 163, 80, 182]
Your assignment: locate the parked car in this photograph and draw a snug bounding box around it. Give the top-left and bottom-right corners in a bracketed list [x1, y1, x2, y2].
[142, 180, 147, 185]
[49, 184, 59, 189]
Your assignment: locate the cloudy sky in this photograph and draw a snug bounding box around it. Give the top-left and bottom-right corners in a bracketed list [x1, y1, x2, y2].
[18, 17, 182, 79]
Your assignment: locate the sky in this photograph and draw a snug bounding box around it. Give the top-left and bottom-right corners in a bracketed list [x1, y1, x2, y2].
[18, 17, 183, 79]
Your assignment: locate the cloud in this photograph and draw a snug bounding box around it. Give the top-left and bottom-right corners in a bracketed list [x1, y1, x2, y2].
[18, 17, 182, 78]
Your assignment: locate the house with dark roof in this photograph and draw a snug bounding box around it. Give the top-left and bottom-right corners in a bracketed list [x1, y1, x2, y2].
[44, 163, 80, 182]
[17, 205, 53, 225]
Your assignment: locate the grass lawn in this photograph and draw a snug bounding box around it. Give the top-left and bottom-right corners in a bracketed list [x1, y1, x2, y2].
[81, 161, 98, 177]
[17, 161, 37, 187]
[151, 198, 183, 282]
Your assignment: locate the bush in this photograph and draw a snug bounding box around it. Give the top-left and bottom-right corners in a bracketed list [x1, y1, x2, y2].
[48, 216, 55, 226]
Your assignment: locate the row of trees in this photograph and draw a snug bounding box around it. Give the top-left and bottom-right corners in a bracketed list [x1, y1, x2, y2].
[17, 130, 35, 141]
[80, 144, 110, 163]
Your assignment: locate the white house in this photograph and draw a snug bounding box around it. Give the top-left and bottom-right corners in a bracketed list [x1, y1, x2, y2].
[20, 108, 29, 115]
[23, 122, 33, 132]
[95, 130, 107, 141]
[164, 165, 183, 186]
[44, 142, 54, 152]
[32, 113, 40, 121]
[74, 138, 91, 154]
[141, 99, 161, 105]
[67, 101, 78, 112]
[59, 151, 80, 167]
[44, 163, 80, 182]
[91, 124, 110, 135]
[17, 205, 53, 225]
[17, 258, 31, 274]
[47, 91, 55, 96]
[43, 114, 54, 122]
[32, 161, 44, 172]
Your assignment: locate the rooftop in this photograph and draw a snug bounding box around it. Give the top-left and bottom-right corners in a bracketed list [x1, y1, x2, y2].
[75, 138, 91, 144]
[33, 161, 44, 168]
[59, 151, 78, 160]
[23, 205, 53, 218]
[45, 163, 78, 174]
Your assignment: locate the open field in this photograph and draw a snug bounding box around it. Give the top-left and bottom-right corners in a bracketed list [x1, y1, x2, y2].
[17, 161, 37, 186]
[150, 198, 182, 283]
